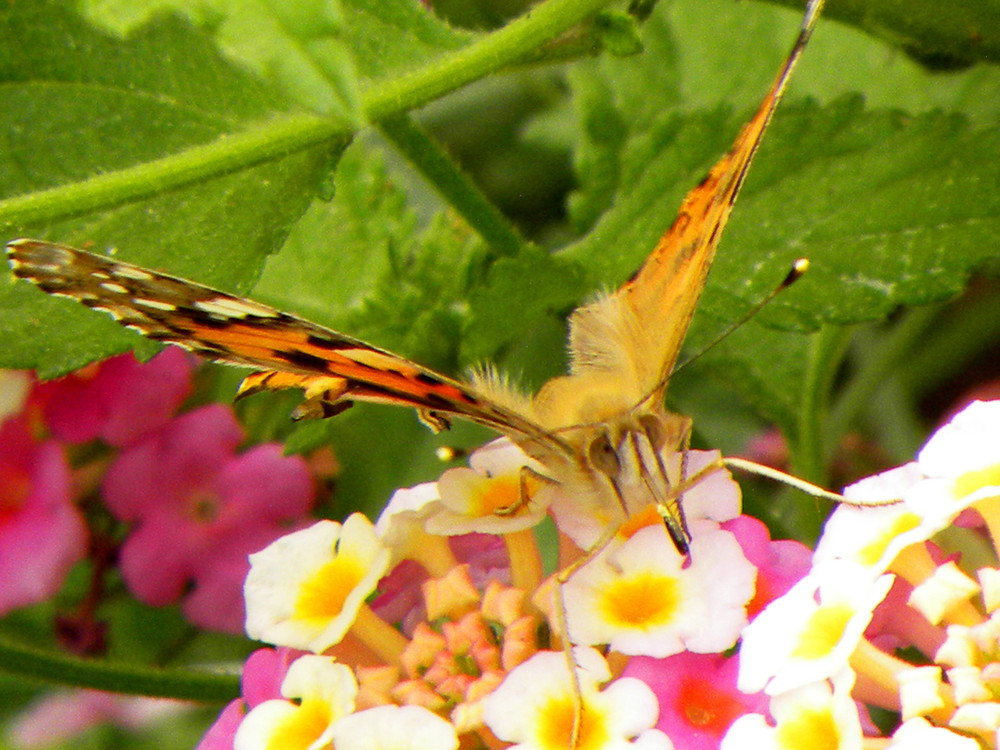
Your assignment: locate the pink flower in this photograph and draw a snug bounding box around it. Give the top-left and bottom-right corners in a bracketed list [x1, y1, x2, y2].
[624, 651, 767, 749]
[723, 515, 813, 617]
[197, 648, 305, 750]
[0, 416, 85, 614]
[10, 689, 189, 748]
[34, 348, 194, 446]
[101, 404, 315, 633]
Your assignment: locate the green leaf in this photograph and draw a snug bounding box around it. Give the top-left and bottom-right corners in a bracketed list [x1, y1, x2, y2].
[463, 249, 589, 367]
[251, 142, 497, 505]
[767, 0, 1000, 69]
[81, 0, 479, 121]
[0, 1, 338, 376]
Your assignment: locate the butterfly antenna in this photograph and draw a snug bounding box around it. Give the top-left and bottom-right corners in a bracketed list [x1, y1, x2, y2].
[668, 257, 808, 379]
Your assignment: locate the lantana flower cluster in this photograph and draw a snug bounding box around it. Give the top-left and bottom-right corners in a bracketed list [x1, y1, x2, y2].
[727, 399, 1000, 749]
[202, 430, 811, 750]
[203, 399, 1000, 750]
[0, 351, 317, 635]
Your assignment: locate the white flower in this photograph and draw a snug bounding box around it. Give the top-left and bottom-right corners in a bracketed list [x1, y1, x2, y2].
[722, 671, 861, 750]
[428, 439, 553, 535]
[739, 559, 893, 695]
[563, 525, 754, 657]
[482, 647, 672, 750]
[329, 705, 458, 750]
[245, 514, 390, 653]
[906, 400, 1000, 514]
[889, 718, 982, 749]
[234, 655, 357, 750]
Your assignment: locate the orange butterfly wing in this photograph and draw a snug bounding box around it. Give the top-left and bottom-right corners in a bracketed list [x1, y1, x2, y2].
[5, 239, 555, 445]
[611, 0, 825, 405]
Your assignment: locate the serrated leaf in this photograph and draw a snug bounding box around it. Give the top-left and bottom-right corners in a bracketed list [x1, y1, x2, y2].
[340, 0, 475, 82]
[254, 146, 417, 326]
[255, 144, 483, 372]
[561, 95, 1000, 436]
[463, 249, 589, 365]
[545, 0, 1000, 445]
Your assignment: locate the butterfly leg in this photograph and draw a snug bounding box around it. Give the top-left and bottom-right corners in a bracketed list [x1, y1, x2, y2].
[551, 518, 628, 748]
[654, 416, 695, 553]
[493, 465, 554, 517]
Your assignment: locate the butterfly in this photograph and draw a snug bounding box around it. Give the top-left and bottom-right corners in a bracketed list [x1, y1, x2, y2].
[7, 0, 825, 556]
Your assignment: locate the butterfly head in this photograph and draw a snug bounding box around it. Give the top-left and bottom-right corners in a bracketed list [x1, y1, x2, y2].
[523, 400, 693, 556]
[587, 411, 693, 555]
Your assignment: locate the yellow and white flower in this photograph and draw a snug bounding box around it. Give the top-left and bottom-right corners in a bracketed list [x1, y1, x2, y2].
[481, 647, 671, 750]
[234, 655, 357, 750]
[245, 514, 391, 653]
[738, 559, 893, 695]
[563, 525, 755, 658]
[722, 671, 861, 750]
[329, 704, 459, 750]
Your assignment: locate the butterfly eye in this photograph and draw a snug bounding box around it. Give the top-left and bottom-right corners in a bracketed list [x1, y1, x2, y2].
[588, 434, 621, 478]
[637, 414, 667, 452]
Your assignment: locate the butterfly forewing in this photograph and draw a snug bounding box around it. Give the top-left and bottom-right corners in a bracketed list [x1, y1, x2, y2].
[5, 239, 555, 445]
[596, 0, 826, 407]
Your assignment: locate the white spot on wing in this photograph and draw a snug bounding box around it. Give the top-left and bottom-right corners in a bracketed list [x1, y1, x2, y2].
[112, 266, 155, 281]
[194, 297, 278, 319]
[132, 298, 178, 312]
[99, 282, 130, 295]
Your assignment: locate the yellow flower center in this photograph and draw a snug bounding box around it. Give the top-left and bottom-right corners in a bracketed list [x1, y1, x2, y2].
[537, 695, 609, 750]
[267, 698, 331, 750]
[791, 604, 853, 660]
[294, 555, 364, 623]
[954, 463, 1000, 500]
[775, 706, 840, 750]
[599, 572, 678, 628]
[857, 512, 921, 567]
[472, 475, 535, 517]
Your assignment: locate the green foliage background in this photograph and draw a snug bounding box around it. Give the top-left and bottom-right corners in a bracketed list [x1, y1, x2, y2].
[1, 0, 999, 745]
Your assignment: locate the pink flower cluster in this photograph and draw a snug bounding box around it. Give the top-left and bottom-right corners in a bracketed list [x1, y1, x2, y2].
[0, 349, 316, 634]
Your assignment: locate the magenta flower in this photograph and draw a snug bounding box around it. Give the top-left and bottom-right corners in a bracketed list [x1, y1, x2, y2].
[196, 647, 305, 750]
[624, 651, 767, 749]
[0, 416, 86, 614]
[35, 348, 194, 446]
[723, 515, 813, 617]
[101, 404, 315, 633]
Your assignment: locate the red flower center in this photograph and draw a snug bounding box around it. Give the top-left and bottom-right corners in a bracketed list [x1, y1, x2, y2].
[676, 675, 747, 736]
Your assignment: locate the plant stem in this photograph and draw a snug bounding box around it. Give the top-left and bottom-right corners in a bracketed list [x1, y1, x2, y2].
[0, 634, 240, 703]
[0, 116, 345, 229]
[0, 0, 614, 234]
[791, 324, 853, 485]
[379, 114, 527, 258]
[361, 0, 613, 122]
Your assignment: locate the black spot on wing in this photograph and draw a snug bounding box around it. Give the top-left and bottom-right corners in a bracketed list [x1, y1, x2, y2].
[415, 372, 445, 386]
[306, 334, 356, 351]
[166, 309, 233, 329]
[423, 391, 457, 410]
[277, 349, 331, 371]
